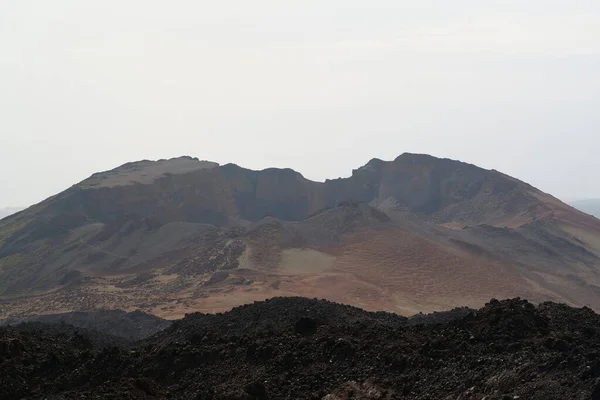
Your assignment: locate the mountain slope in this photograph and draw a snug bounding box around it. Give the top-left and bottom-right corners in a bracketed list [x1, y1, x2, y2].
[571, 199, 600, 218]
[0, 207, 23, 221]
[1, 154, 599, 317]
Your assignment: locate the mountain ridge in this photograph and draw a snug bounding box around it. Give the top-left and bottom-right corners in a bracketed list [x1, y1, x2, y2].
[12, 152, 574, 227]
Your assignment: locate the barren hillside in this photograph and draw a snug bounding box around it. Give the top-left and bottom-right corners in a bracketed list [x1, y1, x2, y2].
[1, 154, 599, 317]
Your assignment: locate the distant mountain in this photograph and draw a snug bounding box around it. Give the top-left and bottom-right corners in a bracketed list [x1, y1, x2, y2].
[0, 207, 23, 220]
[0, 154, 599, 318]
[571, 199, 600, 218]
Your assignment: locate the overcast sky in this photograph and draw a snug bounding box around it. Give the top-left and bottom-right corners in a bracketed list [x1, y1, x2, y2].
[1, 1, 599, 208]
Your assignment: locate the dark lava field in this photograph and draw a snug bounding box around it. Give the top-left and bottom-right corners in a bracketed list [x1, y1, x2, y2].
[2, 297, 600, 399]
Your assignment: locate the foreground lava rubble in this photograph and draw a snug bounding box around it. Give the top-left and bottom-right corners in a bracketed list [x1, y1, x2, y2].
[1, 297, 600, 399]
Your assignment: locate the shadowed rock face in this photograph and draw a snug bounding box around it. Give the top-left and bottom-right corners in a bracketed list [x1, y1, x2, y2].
[0, 309, 170, 340]
[0, 153, 550, 232]
[1, 153, 600, 315]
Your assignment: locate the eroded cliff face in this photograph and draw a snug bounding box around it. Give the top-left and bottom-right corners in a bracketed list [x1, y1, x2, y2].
[0, 153, 551, 236]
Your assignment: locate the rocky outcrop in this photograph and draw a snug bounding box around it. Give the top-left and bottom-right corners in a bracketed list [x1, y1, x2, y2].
[2, 297, 600, 399]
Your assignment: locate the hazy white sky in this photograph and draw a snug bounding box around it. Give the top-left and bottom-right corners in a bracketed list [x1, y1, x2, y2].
[1, 1, 599, 208]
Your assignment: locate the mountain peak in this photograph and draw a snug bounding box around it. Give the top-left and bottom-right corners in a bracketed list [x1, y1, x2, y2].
[394, 152, 440, 162]
[80, 157, 219, 189]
